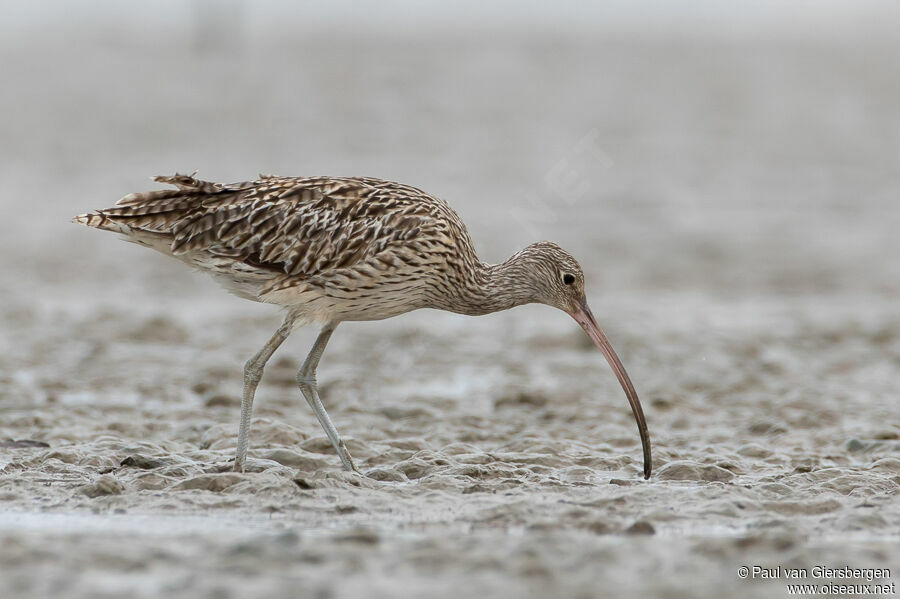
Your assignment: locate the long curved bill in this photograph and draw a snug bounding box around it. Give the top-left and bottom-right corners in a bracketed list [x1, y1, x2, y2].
[570, 300, 652, 479]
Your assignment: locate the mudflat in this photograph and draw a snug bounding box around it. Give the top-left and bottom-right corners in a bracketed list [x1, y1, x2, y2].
[0, 23, 897, 599]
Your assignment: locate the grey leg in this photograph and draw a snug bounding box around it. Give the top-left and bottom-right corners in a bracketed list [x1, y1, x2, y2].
[233, 313, 296, 472]
[297, 322, 359, 473]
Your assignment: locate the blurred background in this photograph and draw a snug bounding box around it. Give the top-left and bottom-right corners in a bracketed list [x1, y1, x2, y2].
[1, 3, 899, 598]
[1, 0, 898, 315]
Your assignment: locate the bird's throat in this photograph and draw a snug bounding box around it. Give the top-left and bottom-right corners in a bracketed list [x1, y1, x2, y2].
[435, 253, 537, 317]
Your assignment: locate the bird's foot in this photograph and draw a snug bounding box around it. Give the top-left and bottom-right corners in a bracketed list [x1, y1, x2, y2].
[337, 440, 361, 475]
[231, 454, 246, 473]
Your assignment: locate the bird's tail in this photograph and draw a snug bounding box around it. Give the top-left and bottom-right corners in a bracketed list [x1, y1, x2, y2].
[71, 211, 133, 234]
[71, 172, 229, 233]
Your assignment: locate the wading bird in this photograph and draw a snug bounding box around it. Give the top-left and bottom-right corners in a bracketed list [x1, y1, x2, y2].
[74, 174, 652, 478]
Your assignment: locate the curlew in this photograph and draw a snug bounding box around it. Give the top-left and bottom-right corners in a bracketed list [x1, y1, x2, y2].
[73, 174, 652, 478]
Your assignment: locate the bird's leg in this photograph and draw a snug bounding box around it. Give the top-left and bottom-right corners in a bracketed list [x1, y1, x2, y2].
[233, 313, 296, 472]
[296, 322, 359, 473]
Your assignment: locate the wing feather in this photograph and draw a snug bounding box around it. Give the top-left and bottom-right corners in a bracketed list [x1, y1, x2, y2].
[83, 174, 446, 281]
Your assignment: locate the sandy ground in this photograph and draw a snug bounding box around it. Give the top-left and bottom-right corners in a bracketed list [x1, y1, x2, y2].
[1, 19, 899, 599]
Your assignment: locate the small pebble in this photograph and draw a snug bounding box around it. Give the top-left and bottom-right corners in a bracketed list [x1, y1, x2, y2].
[626, 521, 655, 535]
[82, 475, 125, 498]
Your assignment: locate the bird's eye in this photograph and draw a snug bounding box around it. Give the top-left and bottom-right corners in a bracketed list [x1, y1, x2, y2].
[562, 273, 575, 285]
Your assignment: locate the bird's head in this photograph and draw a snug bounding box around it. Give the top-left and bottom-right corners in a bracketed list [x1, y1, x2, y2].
[517, 241, 652, 479]
[516, 241, 587, 313]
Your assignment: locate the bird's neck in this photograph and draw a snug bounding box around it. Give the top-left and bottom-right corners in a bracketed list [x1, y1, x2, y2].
[435, 251, 537, 316]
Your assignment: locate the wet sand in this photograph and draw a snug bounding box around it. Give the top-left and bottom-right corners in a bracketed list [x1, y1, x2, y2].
[1, 22, 898, 599]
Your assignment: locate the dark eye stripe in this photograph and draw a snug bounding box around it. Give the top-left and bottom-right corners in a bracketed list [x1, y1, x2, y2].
[563, 273, 575, 285]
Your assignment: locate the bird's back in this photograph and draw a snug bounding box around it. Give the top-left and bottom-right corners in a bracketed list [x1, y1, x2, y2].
[74, 174, 481, 322]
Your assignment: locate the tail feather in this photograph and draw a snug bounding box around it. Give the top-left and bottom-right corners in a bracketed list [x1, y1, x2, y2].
[116, 172, 222, 207]
[73, 170, 252, 239]
[72, 212, 133, 234]
[152, 172, 223, 192]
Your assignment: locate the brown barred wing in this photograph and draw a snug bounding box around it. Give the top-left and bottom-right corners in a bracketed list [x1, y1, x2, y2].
[77, 174, 443, 281]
